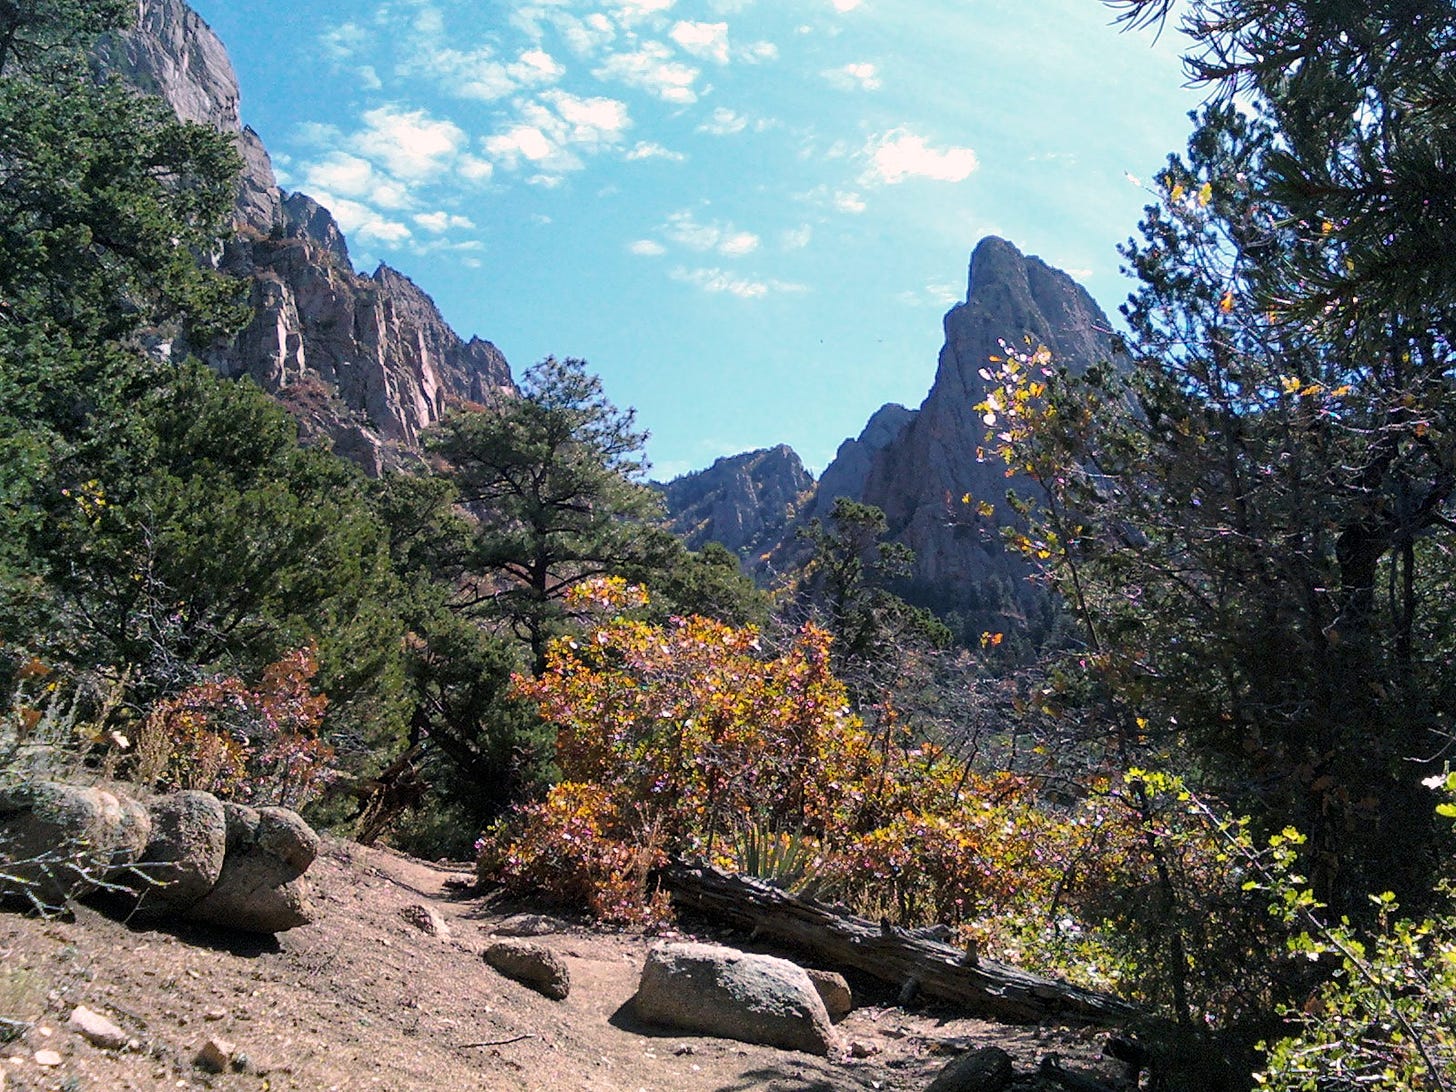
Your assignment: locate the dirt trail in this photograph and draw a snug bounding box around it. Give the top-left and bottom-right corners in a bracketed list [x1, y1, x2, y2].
[1, 839, 1127, 1091]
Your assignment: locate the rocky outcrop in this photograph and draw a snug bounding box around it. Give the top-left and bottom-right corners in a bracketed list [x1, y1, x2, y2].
[101, 0, 516, 474]
[659, 445, 813, 567]
[0, 781, 320, 933]
[805, 403, 916, 522]
[185, 803, 319, 932]
[822, 236, 1119, 613]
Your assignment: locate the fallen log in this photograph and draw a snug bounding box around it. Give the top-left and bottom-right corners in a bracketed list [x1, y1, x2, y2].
[661, 862, 1138, 1025]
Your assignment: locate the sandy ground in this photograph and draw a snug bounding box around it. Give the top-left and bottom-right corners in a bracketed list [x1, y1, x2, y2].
[0, 839, 1134, 1091]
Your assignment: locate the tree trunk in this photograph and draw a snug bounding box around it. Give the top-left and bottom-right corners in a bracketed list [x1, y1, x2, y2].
[662, 862, 1138, 1025]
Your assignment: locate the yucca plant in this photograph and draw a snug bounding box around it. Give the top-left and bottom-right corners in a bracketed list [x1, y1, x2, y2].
[729, 820, 821, 893]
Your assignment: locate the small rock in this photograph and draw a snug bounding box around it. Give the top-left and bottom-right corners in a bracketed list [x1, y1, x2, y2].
[925, 1045, 1015, 1092]
[483, 940, 571, 1000]
[32, 1050, 62, 1067]
[850, 1040, 880, 1058]
[804, 968, 853, 1021]
[68, 1005, 127, 1049]
[195, 1035, 236, 1073]
[399, 904, 450, 937]
[203, 1008, 227, 1022]
[493, 913, 566, 937]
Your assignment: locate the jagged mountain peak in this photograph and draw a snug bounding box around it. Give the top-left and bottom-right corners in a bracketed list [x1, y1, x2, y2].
[663, 237, 1117, 622]
[103, 0, 515, 475]
[659, 446, 814, 565]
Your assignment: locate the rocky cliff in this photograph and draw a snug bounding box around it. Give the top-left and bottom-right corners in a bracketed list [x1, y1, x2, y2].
[846, 235, 1117, 613]
[667, 237, 1117, 632]
[659, 446, 814, 567]
[805, 403, 917, 522]
[101, 0, 515, 474]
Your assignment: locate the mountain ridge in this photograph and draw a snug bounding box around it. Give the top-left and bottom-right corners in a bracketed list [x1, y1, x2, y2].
[102, 0, 515, 476]
[663, 236, 1119, 631]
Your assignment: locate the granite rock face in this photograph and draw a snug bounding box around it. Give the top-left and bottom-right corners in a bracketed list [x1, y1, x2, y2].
[660, 445, 814, 569]
[806, 403, 917, 523]
[102, 0, 515, 474]
[825, 236, 1119, 610]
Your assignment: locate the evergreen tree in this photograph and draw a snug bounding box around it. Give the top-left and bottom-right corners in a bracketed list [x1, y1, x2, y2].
[795, 497, 950, 706]
[428, 356, 676, 671]
[992, 4, 1456, 920]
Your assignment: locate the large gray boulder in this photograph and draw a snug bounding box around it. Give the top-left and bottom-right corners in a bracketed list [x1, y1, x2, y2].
[0, 782, 150, 907]
[183, 802, 317, 933]
[130, 790, 228, 917]
[634, 942, 842, 1056]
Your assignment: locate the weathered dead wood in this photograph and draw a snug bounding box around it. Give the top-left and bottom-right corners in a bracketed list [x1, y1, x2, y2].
[662, 862, 1138, 1025]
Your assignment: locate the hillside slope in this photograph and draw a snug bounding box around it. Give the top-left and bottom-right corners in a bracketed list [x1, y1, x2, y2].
[0, 843, 1127, 1091]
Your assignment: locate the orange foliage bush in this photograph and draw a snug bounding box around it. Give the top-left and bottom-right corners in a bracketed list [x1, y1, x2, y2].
[136, 646, 334, 808]
[479, 582, 1235, 1002]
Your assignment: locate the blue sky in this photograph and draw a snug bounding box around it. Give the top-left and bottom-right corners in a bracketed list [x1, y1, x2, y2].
[188, 0, 1203, 479]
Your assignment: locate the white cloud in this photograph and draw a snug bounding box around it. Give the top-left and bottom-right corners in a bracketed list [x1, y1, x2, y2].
[484, 91, 633, 176]
[354, 106, 469, 182]
[307, 192, 412, 246]
[670, 266, 807, 299]
[719, 231, 759, 256]
[294, 121, 344, 147]
[630, 239, 668, 256]
[416, 44, 566, 101]
[823, 61, 881, 91]
[897, 281, 963, 308]
[831, 0, 864, 10]
[557, 12, 617, 55]
[664, 210, 760, 256]
[864, 129, 978, 184]
[412, 5, 446, 38]
[320, 21, 369, 61]
[670, 20, 730, 64]
[697, 106, 748, 135]
[613, 0, 677, 23]
[458, 155, 495, 183]
[594, 42, 700, 103]
[781, 225, 813, 250]
[301, 151, 411, 209]
[356, 65, 383, 91]
[626, 141, 687, 161]
[739, 41, 779, 62]
[835, 190, 867, 213]
[414, 211, 476, 233]
[485, 125, 558, 167]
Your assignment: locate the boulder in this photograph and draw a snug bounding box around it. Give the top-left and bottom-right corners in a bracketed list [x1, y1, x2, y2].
[131, 790, 227, 916]
[925, 1046, 1014, 1092]
[0, 781, 150, 907]
[254, 807, 319, 872]
[483, 940, 570, 1000]
[184, 802, 316, 933]
[634, 942, 841, 1056]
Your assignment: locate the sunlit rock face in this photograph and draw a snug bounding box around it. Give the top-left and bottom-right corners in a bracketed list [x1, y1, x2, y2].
[660, 445, 815, 570]
[852, 235, 1118, 609]
[101, 0, 516, 475]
